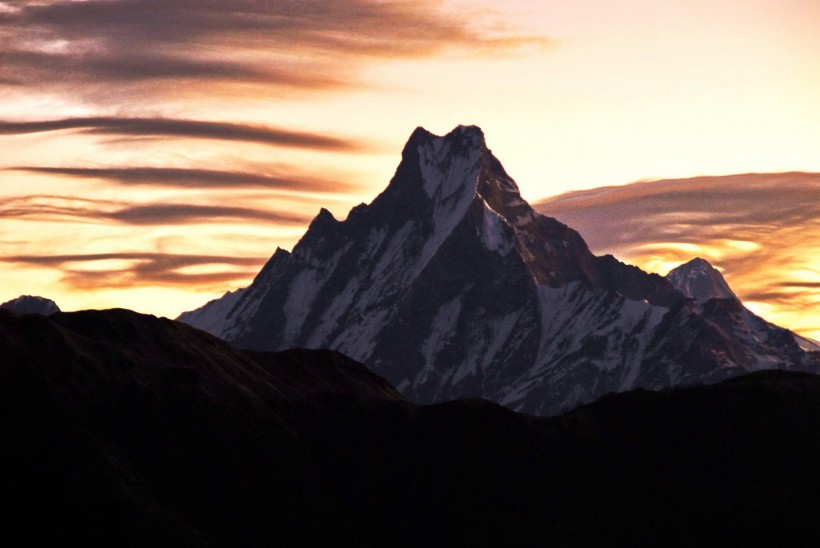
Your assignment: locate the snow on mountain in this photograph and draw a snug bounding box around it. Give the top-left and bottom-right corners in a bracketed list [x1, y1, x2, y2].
[180, 125, 819, 414]
[0, 295, 60, 315]
[794, 334, 820, 353]
[668, 257, 820, 356]
[667, 257, 737, 302]
[177, 287, 247, 337]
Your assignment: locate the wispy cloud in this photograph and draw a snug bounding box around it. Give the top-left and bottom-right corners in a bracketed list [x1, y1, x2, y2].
[0, 195, 310, 225]
[536, 172, 820, 337]
[0, 117, 366, 151]
[7, 166, 351, 192]
[108, 204, 307, 225]
[0, 0, 545, 101]
[2, 252, 265, 288]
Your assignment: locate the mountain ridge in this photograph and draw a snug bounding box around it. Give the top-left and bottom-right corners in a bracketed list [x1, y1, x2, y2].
[180, 125, 818, 414]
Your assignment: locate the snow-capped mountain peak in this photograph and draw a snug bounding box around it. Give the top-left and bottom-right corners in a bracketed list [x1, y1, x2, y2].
[180, 126, 819, 415]
[666, 257, 737, 302]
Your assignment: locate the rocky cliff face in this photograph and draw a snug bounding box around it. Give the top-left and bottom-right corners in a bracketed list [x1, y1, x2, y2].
[180, 126, 818, 414]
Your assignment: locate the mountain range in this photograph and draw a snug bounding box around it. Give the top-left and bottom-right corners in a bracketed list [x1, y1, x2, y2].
[180, 125, 819, 414]
[4, 125, 819, 544]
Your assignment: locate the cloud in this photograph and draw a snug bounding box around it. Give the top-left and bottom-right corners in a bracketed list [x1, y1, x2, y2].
[0, 195, 311, 225]
[108, 204, 306, 225]
[2, 252, 265, 289]
[0, 0, 545, 101]
[537, 173, 820, 251]
[536, 172, 820, 337]
[0, 117, 366, 151]
[7, 166, 351, 192]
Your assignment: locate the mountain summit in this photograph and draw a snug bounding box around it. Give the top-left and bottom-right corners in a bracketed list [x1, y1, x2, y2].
[180, 126, 817, 414]
[0, 295, 60, 315]
[668, 257, 820, 353]
[667, 257, 737, 302]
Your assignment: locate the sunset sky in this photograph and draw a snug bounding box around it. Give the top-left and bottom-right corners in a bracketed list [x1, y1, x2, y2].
[1, 1, 818, 339]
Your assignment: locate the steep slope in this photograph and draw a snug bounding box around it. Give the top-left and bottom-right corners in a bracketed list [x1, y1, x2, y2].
[3, 309, 820, 545]
[181, 125, 818, 414]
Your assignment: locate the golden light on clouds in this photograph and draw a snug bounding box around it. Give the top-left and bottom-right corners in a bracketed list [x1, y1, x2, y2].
[537, 173, 820, 340]
[1, 0, 819, 336]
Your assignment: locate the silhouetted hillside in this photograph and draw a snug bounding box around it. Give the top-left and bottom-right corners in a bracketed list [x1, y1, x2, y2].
[2, 308, 819, 545]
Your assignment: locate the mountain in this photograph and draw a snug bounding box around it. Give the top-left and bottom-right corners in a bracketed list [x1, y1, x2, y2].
[0, 294, 60, 315]
[667, 257, 737, 302]
[3, 308, 820, 545]
[669, 257, 820, 353]
[180, 125, 818, 414]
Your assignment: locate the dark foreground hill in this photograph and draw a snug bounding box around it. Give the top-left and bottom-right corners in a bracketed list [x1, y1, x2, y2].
[2, 308, 819, 545]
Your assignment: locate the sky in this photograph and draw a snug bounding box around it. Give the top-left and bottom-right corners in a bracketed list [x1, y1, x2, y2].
[1, 0, 818, 338]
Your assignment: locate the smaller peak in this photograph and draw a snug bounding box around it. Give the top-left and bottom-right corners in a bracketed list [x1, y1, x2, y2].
[346, 202, 368, 223]
[667, 257, 737, 302]
[0, 295, 60, 315]
[311, 207, 337, 226]
[410, 126, 435, 140]
[298, 209, 340, 248]
[448, 124, 485, 138]
[403, 126, 436, 151]
[399, 126, 437, 161]
[294, 207, 341, 249]
[685, 257, 713, 268]
[668, 257, 721, 277]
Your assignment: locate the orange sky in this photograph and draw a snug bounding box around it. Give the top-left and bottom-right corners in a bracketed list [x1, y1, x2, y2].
[1, 0, 818, 339]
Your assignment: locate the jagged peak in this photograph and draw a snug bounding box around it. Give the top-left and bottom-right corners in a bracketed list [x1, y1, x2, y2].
[401, 125, 484, 161]
[405, 125, 486, 159]
[306, 207, 339, 232]
[378, 125, 483, 207]
[313, 207, 337, 223]
[379, 125, 496, 207]
[667, 257, 737, 302]
[445, 124, 486, 145]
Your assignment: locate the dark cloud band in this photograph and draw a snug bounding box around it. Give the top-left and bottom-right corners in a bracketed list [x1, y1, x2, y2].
[0, 117, 364, 151]
[3, 252, 261, 267]
[536, 173, 820, 252]
[0, 195, 311, 225]
[2, 252, 266, 289]
[0, 0, 544, 100]
[7, 165, 350, 192]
